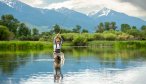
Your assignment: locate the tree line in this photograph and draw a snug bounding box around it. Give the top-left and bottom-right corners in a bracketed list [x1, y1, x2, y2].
[0, 14, 39, 40]
[0, 14, 146, 41]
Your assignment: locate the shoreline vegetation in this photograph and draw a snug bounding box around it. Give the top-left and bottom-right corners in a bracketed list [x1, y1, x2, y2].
[0, 41, 146, 50]
[0, 14, 146, 50]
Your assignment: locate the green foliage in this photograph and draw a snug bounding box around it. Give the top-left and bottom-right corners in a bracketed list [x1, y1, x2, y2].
[121, 24, 131, 32]
[104, 22, 110, 30]
[127, 28, 140, 39]
[32, 28, 39, 36]
[110, 22, 117, 30]
[61, 33, 74, 41]
[39, 36, 49, 41]
[141, 30, 146, 40]
[141, 25, 146, 31]
[96, 22, 104, 33]
[0, 41, 52, 50]
[103, 32, 116, 41]
[73, 35, 87, 46]
[0, 25, 14, 40]
[18, 23, 31, 37]
[115, 41, 146, 48]
[82, 29, 88, 33]
[72, 25, 81, 33]
[116, 33, 134, 40]
[0, 14, 19, 36]
[93, 33, 104, 40]
[96, 22, 116, 33]
[19, 35, 40, 41]
[53, 24, 61, 34]
[60, 28, 72, 33]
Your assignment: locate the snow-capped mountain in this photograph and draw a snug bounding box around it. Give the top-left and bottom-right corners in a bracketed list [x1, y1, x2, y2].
[54, 7, 76, 15]
[0, 0, 95, 31]
[89, 7, 146, 29]
[0, 0, 146, 32]
[1, 0, 16, 8]
[88, 7, 111, 17]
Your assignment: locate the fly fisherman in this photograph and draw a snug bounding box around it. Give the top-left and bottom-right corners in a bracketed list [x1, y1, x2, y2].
[53, 33, 63, 53]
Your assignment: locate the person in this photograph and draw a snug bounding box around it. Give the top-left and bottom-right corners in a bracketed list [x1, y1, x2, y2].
[53, 33, 63, 53]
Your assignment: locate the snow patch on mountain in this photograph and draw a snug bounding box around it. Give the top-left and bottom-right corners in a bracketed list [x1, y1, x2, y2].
[88, 7, 111, 17]
[0, 0, 16, 8]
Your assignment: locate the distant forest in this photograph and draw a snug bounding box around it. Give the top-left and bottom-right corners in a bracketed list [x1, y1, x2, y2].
[0, 14, 146, 41]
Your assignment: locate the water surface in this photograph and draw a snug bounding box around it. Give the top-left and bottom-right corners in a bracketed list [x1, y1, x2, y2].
[0, 47, 146, 84]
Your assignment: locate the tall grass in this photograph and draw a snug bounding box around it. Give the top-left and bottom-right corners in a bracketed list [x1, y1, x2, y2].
[114, 41, 146, 48]
[0, 41, 52, 50]
[88, 41, 146, 48]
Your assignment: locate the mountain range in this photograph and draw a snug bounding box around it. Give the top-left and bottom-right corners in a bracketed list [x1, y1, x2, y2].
[0, 0, 146, 32]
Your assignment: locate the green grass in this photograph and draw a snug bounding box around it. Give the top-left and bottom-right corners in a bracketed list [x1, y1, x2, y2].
[88, 41, 146, 48]
[0, 41, 52, 50]
[0, 40, 146, 50]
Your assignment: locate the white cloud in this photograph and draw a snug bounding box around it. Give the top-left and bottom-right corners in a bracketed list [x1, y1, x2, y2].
[19, 0, 44, 7]
[45, 0, 146, 20]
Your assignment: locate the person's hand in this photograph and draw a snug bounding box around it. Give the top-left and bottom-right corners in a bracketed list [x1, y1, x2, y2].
[56, 33, 60, 37]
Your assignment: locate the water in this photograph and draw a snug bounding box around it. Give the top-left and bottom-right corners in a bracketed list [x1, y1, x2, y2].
[0, 47, 146, 84]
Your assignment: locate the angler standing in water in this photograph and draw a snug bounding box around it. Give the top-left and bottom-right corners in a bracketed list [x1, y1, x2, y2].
[53, 33, 64, 83]
[53, 33, 63, 54]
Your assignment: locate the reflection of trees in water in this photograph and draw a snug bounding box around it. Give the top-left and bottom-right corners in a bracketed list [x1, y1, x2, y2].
[0, 51, 47, 76]
[0, 53, 31, 76]
[63, 47, 146, 67]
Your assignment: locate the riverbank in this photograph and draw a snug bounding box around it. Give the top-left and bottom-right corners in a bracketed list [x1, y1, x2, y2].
[88, 41, 146, 48]
[0, 41, 52, 50]
[0, 41, 146, 50]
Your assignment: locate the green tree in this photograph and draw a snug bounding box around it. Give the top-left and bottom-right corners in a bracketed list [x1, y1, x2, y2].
[82, 29, 88, 33]
[32, 28, 39, 36]
[60, 28, 72, 33]
[96, 22, 104, 33]
[141, 25, 146, 40]
[53, 24, 61, 34]
[127, 28, 140, 39]
[132, 26, 137, 29]
[104, 22, 110, 30]
[0, 14, 19, 36]
[121, 24, 131, 32]
[72, 25, 81, 33]
[18, 23, 31, 37]
[0, 25, 14, 40]
[141, 25, 146, 31]
[109, 22, 116, 30]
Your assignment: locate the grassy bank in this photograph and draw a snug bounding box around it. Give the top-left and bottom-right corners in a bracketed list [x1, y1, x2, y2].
[88, 41, 146, 48]
[0, 41, 146, 50]
[0, 41, 52, 50]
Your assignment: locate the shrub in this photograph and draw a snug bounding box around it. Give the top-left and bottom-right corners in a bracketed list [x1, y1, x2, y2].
[103, 33, 116, 41]
[93, 33, 104, 40]
[73, 35, 87, 46]
[61, 33, 73, 41]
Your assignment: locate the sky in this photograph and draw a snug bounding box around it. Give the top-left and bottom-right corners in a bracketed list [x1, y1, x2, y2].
[19, 0, 146, 20]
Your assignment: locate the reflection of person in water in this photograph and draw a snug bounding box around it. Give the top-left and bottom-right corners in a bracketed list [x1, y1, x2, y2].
[54, 53, 64, 83]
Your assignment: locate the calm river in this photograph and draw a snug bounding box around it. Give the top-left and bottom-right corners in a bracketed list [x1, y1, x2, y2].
[0, 47, 146, 84]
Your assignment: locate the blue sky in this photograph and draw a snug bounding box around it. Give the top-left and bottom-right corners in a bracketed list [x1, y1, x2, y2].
[19, 0, 146, 20]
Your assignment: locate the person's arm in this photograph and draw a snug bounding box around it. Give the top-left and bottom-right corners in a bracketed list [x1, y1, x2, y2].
[53, 33, 60, 44]
[60, 36, 63, 44]
[53, 36, 57, 44]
